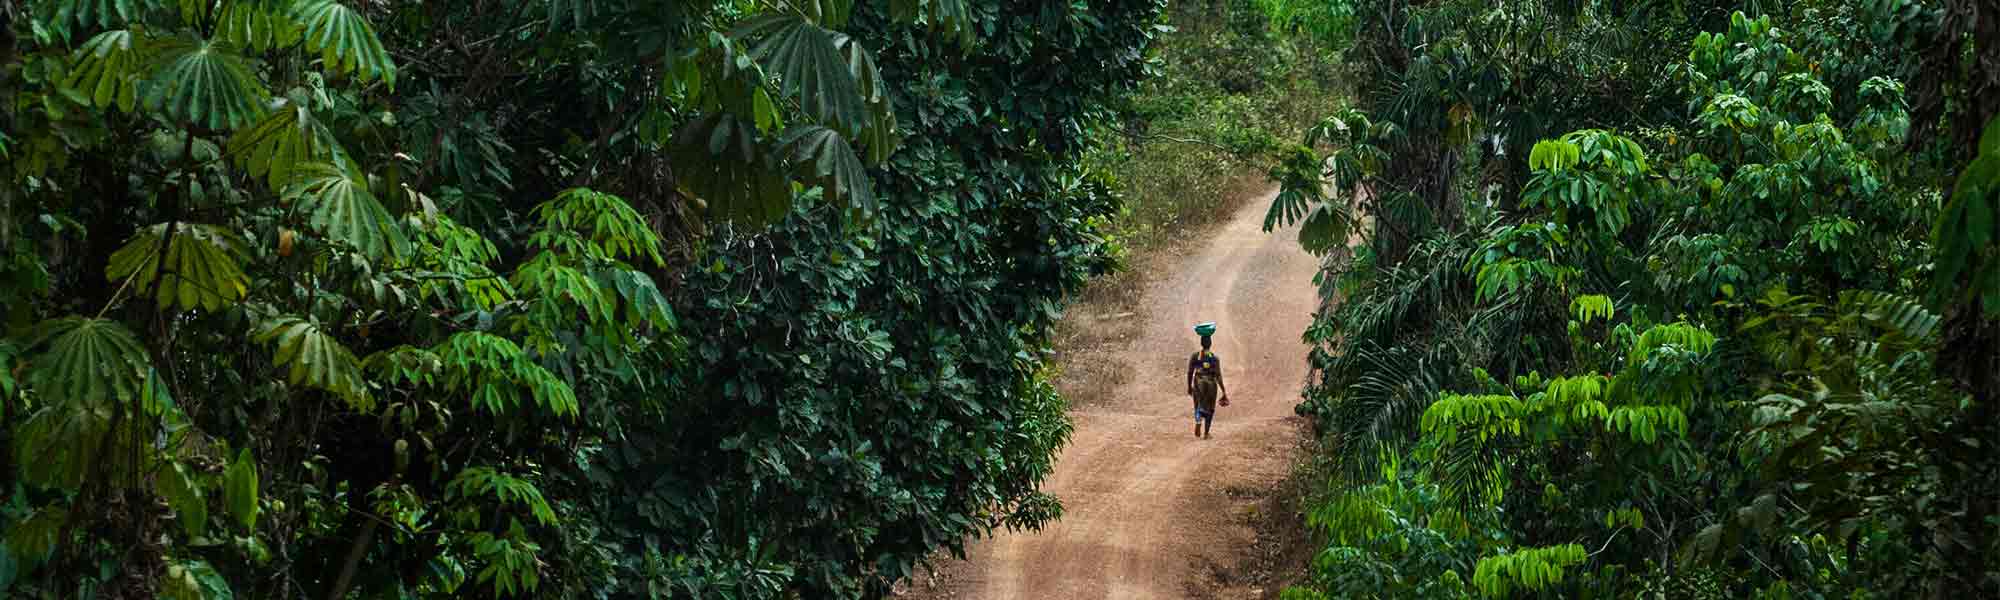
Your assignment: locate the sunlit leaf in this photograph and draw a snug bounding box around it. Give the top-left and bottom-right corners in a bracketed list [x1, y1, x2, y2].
[229, 98, 343, 189]
[218, 0, 303, 51]
[105, 223, 251, 312]
[64, 28, 145, 113]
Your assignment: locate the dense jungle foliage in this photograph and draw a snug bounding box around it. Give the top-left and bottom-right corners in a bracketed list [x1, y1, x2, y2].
[1085, 0, 1342, 249]
[1263, 0, 2000, 597]
[0, 0, 1167, 597]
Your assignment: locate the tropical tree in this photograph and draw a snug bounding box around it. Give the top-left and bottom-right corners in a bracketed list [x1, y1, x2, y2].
[1275, 2, 2000, 597]
[0, 0, 1167, 597]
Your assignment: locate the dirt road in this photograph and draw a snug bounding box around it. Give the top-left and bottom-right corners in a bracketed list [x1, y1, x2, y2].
[903, 189, 1323, 599]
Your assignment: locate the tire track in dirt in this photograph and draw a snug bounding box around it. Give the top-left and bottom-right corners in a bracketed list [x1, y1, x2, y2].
[901, 188, 1321, 599]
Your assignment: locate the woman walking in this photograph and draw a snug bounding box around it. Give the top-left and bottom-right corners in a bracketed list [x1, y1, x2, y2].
[1186, 322, 1229, 438]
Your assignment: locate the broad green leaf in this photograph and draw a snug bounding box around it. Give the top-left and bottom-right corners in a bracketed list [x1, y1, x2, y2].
[142, 36, 271, 130]
[228, 98, 343, 189]
[671, 113, 793, 225]
[52, 0, 166, 29]
[798, 0, 854, 28]
[737, 16, 869, 137]
[1296, 203, 1351, 256]
[64, 29, 145, 113]
[218, 0, 303, 52]
[255, 316, 373, 409]
[774, 125, 875, 215]
[291, 0, 398, 89]
[3, 507, 66, 568]
[26, 317, 149, 406]
[283, 162, 410, 259]
[223, 449, 259, 531]
[157, 461, 208, 537]
[105, 223, 251, 312]
[830, 32, 899, 162]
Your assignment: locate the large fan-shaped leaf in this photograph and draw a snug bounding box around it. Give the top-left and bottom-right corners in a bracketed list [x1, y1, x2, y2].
[1297, 202, 1352, 256]
[17, 318, 148, 490]
[64, 29, 145, 113]
[283, 162, 409, 259]
[218, 0, 303, 52]
[228, 98, 342, 189]
[830, 32, 900, 163]
[105, 223, 251, 312]
[255, 316, 372, 410]
[142, 37, 271, 130]
[775, 125, 875, 215]
[671, 113, 793, 224]
[51, 0, 166, 29]
[26, 317, 149, 406]
[291, 0, 397, 90]
[736, 16, 869, 137]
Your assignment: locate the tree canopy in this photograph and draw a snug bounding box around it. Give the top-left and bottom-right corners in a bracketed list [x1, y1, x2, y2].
[1269, 0, 2000, 597]
[0, 0, 1166, 597]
